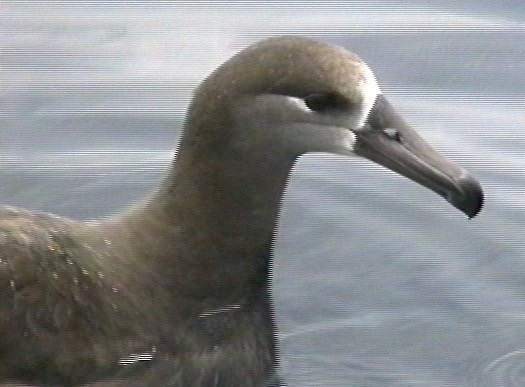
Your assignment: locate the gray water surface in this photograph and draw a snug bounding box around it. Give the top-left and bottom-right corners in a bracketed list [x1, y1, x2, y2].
[1, 1, 525, 386]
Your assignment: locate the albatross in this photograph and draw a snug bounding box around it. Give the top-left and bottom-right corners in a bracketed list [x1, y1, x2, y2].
[0, 36, 483, 386]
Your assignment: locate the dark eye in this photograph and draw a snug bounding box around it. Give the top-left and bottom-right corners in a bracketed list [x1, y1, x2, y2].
[303, 93, 345, 113]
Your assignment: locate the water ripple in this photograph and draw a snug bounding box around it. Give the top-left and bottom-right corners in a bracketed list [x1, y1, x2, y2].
[479, 350, 525, 386]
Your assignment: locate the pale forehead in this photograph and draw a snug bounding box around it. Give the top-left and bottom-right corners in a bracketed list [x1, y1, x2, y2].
[358, 61, 381, 93]
[356, 61, 381, 108]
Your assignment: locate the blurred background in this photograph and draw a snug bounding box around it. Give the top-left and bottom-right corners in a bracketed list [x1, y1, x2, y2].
[1, 1, 524, 385]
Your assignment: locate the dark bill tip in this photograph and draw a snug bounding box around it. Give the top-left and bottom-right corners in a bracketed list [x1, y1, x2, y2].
[356, 94, 485, 219]
[447, 175, 484, 219]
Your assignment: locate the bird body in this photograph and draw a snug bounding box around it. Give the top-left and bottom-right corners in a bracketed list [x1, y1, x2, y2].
[0, 37, 482, 386]
[0, 206, 279, 385]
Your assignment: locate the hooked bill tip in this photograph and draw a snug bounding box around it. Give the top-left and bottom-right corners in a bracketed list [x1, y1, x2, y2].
[447, 175, 484, 219]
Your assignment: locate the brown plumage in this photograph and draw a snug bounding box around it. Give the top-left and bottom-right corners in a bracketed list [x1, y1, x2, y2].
[0, 36, 482, 386]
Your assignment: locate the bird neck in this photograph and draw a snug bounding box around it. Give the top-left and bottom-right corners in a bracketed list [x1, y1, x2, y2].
[116, 130, 296, 302]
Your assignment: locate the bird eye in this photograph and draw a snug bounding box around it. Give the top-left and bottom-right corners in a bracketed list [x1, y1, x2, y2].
[303, 93, 344, 113]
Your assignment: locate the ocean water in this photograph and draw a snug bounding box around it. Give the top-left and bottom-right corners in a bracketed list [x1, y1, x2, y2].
[1, 1, 525, 386]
